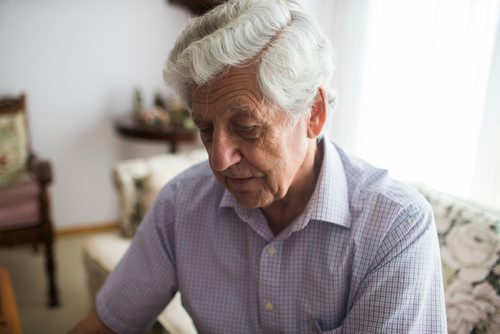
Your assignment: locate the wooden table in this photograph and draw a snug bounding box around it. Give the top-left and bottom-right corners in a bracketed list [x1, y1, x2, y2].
[114, 115, 197, 153]
[0, 267, 22, 334]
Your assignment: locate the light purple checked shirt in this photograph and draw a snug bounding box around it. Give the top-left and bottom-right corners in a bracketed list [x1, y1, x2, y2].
[97, 139, 447, 333]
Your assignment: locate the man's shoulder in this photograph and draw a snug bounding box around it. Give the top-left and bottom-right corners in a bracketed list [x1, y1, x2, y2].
[339, 146, 431, 222]
[335, 147, 436, 264]
[361, 171, 428, 213]
[337, 147, 429, 213]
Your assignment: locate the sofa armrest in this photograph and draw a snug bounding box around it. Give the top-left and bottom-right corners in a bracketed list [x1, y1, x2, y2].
[413, 184, 500, 333]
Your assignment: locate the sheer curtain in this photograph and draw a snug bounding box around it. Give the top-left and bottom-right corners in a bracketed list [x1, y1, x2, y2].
[323, 0, 500, 209]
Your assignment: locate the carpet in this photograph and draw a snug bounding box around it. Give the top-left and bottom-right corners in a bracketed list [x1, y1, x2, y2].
[0, 231, 108, 334]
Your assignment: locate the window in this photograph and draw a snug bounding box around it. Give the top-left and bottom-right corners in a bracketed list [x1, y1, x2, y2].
[325, 0, 500, 209]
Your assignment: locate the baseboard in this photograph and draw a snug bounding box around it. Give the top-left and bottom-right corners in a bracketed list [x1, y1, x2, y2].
[56, 221, 120, 236]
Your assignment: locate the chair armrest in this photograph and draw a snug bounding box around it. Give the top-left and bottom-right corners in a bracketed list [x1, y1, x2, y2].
[29, 154, 53, 185]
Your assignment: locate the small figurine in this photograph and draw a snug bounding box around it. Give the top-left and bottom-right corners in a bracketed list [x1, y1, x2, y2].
[133, 88, 144, 121]
[168, 97, 191, 127]
[142, 105, 170, 127]
[134, 90, 171, 127]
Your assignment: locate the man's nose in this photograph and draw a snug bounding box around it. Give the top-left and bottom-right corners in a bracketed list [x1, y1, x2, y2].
[210, 128, 242, 172]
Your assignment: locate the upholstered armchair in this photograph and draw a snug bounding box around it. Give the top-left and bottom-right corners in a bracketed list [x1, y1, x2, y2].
[0, 94, 59, 307]
[83, 149, 207, 333]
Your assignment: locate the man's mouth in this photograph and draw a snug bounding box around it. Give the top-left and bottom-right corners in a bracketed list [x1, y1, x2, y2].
[227, 176, 255, 185]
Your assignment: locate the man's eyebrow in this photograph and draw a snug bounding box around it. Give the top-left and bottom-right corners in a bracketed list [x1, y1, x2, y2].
[229, 103, 253, 116]
[229, 103, 251, 114]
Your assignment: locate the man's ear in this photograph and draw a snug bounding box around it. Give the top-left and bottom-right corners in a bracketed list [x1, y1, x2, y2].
[307, 87, 328, 139]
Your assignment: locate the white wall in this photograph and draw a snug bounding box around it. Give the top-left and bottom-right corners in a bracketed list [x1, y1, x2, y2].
[471, 20, 500, 209]
[0, 0, 371, 228]
[0, 0, 191, 228]
[298, 0, 370, 150]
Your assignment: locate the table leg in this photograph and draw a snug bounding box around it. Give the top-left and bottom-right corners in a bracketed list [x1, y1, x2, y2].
[0, 267, 23, 334]
[169, 141, 178, 154]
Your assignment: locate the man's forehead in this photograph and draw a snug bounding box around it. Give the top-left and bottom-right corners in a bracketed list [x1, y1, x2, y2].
[191, 99, 258, 120]
[189, 63, 281, 121]
[191, 86, 261, 105]
[190, 87, 265, 119]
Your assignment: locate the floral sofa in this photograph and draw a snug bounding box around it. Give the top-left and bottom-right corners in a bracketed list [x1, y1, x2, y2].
[83, 151, 500, 334]
[414, 185, 500, 333]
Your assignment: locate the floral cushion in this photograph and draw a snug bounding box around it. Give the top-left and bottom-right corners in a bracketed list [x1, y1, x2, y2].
[112, 161, 150, 238]
[112, 149, 207, 238]
[416, 185, 500, 334]
[140, 152, 208, 213]
[127, 174, 148, 237]
[0, 112, 29, 186]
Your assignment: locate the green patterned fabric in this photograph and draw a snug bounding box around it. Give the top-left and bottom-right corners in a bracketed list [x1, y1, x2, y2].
[129, 176, 147, 237]
[112, 149, 208, 238]
[0, 112, 29, 186]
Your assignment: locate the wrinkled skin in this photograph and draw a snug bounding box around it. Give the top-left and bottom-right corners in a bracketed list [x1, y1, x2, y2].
[191, 63, 327, 233]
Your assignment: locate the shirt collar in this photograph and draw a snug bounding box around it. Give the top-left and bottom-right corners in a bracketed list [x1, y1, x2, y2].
[298, 138, 351, 229]
[219, 138, 351, 231]
[219, 188, 272, 240]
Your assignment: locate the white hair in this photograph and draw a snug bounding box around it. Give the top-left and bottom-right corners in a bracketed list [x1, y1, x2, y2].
[164, 0, 334, 118]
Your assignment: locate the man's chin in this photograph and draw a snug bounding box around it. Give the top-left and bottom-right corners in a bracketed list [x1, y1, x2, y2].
[232, 192, 271, 209]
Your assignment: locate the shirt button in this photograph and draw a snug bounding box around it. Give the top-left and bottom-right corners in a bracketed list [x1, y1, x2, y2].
[265, 302, 273, 311]
[267, 245, 277, 256]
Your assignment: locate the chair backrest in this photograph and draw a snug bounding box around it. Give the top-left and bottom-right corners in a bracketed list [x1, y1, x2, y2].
[0, 94, 31, 186]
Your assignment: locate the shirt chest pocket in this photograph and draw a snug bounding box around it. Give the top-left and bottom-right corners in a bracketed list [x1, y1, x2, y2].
[314, 318, 343, 333]
[299, 283, 347, 333]
[299, 295, 345, 333]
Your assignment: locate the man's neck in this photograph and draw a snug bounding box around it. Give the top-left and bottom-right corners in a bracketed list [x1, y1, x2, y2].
[262, 139, 324, 236]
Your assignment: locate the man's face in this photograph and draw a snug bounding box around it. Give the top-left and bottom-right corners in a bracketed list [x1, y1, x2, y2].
[191, 64, 312, 209]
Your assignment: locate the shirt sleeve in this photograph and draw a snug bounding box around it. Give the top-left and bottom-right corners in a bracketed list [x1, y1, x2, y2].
[340, 203, 448, 333]
[96, 184, 179, 334]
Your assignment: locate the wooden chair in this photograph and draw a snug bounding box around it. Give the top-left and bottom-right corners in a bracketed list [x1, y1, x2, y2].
[0, 94, 59, 307]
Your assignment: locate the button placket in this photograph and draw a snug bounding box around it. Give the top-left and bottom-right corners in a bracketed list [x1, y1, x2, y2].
[259, 242, 281, 332]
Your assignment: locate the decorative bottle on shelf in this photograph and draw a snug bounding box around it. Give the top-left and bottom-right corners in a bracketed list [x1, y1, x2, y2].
[133, 88, 144, 122]
[153, 92, 167, 110]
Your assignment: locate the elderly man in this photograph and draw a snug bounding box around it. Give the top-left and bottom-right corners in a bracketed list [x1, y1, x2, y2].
[71, 0, 447, 333]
